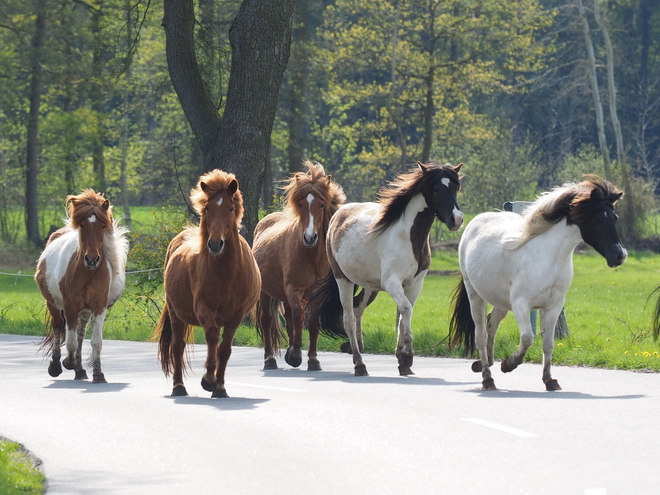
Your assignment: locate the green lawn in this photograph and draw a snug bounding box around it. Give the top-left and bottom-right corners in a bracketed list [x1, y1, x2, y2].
[0, 439, 45, 494]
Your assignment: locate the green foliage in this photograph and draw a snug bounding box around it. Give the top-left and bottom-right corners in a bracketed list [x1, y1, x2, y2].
[0, 439, 45, 495]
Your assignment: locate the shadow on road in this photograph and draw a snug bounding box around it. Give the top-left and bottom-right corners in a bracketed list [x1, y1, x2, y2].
[45, 381, 130, 393]
[168, 395, 269, 410]
[467, 388, 645, 400]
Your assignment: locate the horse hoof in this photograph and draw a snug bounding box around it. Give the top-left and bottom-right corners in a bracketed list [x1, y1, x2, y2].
[62, 357, 75, 370]
[92, 373, 107, 384]
[501, 357, 518, 373]
[545, 379, 562, 391]
[172, 385, 188, 396]
[354, 364, 369, 376]
[398, 365, 414, 376]
[397, 352, 414, 369]
[340, 341, 353, 354]
[74, 369, 88, 380]
[471, 360, 482, 373]
[263, 357, 278, 370]
[284, 348, 302, 368]
[48, 360, 62, 377]
[307, 359, 322, 372]
[201, 377, 218, 392]
[482, 378, 496, 390]
[211, 389, 229, 398]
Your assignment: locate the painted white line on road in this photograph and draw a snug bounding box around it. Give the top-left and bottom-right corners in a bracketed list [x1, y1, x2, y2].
[584, 489, 606, 495]
[228, 382, 303, 393]
[462, 418, 538, 438]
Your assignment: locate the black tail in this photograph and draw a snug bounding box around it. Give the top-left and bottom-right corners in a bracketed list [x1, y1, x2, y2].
[255, 297, 285, 352]
[651, 286, 660, 342]
[448, 276, 476, 357]
[308, 272, 348, 339]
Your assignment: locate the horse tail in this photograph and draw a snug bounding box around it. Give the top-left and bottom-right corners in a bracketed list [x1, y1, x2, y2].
[255, 297, 285, 352]
[38, 311, 55, 354]
[153, 301, 173, 375]
[309, 272, 347, 338]
[651, 286, 660, 342]
[448, 276, 476, 357]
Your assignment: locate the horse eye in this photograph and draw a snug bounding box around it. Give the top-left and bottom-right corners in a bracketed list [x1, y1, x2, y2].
[320, 204, 325, 209]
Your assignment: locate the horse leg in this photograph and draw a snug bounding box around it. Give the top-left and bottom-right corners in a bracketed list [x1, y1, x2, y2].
[258, 293, 278, 370]
[63, 309, 90, 380]
[170, 315, 188, 396]
[307, 307, 322, 371]
[540, 305, 563, 391]
[485, 307, 508, 368]
[88, 310, 107, 383]
[353, 289, 377, 355]
[211, 320, 240, 398]
[283, 288, 305, 368]
[337, 279, 367, 376]
[501, 303, 535, 375]
[386, 279, 417, 376]
[201, 324, 220, 393]
[466, 288, 495, 390]
[47, 302, 64, 377]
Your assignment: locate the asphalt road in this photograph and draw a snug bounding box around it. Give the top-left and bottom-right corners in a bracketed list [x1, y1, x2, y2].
[1, 333, 659, 494]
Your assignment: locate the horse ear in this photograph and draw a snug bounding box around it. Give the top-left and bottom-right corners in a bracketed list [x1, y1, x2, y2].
[454, 163, 464, 172]
[200, 181, 210, 193]
[228, 179, 238, 195]
[102, 199, 109, 210]
[417, 161, 428, 173]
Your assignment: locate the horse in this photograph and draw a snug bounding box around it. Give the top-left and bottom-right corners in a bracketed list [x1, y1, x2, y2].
[310, 161, 464, 376]
[448, 176, 627, 391]
[252, 161, 346, 371]
[153, 170, 261, 398]
[35, 189, 129, 383]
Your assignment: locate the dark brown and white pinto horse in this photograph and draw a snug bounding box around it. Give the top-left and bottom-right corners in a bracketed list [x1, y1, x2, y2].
[36, 190, 129, 383]
[253, 161, 346, 371]
[311, 162, 463, 376]
[154, 170, 261, 398]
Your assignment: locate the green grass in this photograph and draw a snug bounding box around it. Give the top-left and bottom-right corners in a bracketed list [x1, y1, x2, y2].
[0, 439, 45, 494]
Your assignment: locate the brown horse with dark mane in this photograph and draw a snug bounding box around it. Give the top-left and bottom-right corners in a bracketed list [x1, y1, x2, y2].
[253, 161, 346, 370]
[36, 189, 129, 383]
[153, 170, 261, 398]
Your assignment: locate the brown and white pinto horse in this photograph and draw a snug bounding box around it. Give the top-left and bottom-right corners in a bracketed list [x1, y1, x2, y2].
[253, 161, 346, 371]
[154, 170, 261, 398]
[36, 190, 129, 383]
[310, 162, 463, 376]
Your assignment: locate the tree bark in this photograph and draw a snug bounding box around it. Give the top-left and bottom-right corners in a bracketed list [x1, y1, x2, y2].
[90, 1, 106, 192]
[576, 0, 612, 181]
[164, 0, 295, 244]
[25, 0, 46, 247]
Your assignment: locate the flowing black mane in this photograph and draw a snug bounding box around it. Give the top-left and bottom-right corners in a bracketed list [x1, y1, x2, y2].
[371, 162, 461, 234]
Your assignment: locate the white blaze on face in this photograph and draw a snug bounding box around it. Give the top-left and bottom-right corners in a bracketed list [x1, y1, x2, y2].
[305, 193, 316, 238]
[88, 214, 97, 223]
[441, 178, 450, 188]
[216, 197, 223, 206]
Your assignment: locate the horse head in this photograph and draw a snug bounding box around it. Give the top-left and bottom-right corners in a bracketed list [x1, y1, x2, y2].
[286, 161, 346, 249]
[571, 177, 627, 268]
[420, 162, 464, 232]
[199, 177, 240, 256]
[67, 190, 112, 270]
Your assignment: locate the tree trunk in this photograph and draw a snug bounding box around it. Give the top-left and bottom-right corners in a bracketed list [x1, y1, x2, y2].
[164, 0, 295, 244]
[120, 0, 134, 230]
[91, 1, 106, 192]
[25, 0, 46, 247]
[576, 0, 612, 181]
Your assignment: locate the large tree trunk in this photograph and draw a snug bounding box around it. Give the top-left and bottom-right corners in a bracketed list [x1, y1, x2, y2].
[164, 0, 295, 244]
[25, 0, 46, 247]
[576, 0, 612, 181]
[90, 1, 106, 192]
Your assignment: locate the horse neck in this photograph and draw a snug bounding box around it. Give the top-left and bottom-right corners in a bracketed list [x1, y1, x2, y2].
[536, 219, 583, 262]
[401, 193, 434, 236]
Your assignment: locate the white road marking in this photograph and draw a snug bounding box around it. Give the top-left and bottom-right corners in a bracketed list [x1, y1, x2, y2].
[462, 418, 538, 438]
[228, 382, 303, 393]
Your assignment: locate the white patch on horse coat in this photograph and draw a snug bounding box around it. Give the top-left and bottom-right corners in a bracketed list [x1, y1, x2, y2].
[305, 193, 316, 238]
[216, 197, 223, 206]
[453, 206, 464, 226]
[441, 178, 450, 187]
[88, 214, 97, 223]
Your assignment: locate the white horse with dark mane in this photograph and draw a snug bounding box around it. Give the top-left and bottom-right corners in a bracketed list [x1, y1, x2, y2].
[449, 176, 627, 391]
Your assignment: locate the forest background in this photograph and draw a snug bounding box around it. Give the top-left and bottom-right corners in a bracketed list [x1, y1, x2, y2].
[0, 0, 659, 249]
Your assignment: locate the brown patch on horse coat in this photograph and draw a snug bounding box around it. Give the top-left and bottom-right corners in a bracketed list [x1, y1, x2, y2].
[410, 209, 435, 276]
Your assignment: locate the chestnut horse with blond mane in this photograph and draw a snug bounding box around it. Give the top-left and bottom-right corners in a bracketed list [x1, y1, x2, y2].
[253, 161, 346, 371]
[36, 189, 129, 383]
[154, 170, 261, 398]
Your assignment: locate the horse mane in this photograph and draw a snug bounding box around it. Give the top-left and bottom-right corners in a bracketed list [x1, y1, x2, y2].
[504, 175, 623, 249]
[371, 162, 461, 233]
[190, 169, 244, 230]
[282, 160, 346, 225]
[66, 189, 113, 231]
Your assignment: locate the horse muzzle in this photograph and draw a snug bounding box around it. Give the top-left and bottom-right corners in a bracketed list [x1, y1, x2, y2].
[84, 254, 101, 269]
[606, 245, 628, 268]
[303, 232, 319, 248]
[447, 209, 464, 232]
[207, 238, 225, 256]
